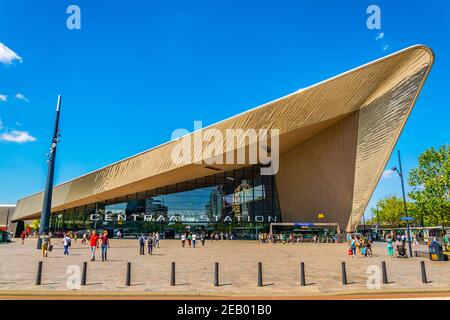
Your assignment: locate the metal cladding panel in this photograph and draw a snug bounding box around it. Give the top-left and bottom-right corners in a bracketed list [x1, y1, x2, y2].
[12, 45, 434, 223]
[348, 65, 432, 231]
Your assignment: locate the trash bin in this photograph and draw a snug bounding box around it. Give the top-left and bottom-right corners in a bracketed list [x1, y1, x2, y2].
[429, 241, 449, 261]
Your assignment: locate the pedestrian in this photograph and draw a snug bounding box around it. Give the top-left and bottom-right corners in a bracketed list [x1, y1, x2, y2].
[62, 232, 71, 255]
[187, 233, 192, 246]
[181, 233, 186, 247]
[89, 230, 99, 261]
[116, 230, 121, 239]
[155, 232, 160, 248]
[20, 230, 26, 244]
[147, 233, 154, 255]
[192, 233, 197, 248]
[401, 233, 406, 247]
[81, 233, 87, 245]
[443, 231, 449, 251]
[350, 236, 357, 258]
[214, 233, 219, 241]
[200, 233, 205, 247]
[413, 233, 419, 246]
[138, 234, 146, 255]
[386, 234, 394, 258]
[210, 232, 214, 243]
[101, 230, 109, 261]
[355, 235, 361, 255]
[365, 237, 373, 256]
[40, 232, 51, 258]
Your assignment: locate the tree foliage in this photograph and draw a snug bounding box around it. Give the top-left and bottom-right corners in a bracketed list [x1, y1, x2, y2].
[370, 195, 414, 226]
[408, 145, 450, 227]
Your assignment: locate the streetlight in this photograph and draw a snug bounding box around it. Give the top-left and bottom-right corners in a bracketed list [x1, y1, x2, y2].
[391, 150, 413, 258]
[37, 95, 62, 249]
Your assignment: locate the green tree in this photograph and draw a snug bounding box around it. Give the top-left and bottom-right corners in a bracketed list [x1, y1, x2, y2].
[32, 220, 40, 231]
[370, 196, 414, 227]
[408, 145, 450, 227]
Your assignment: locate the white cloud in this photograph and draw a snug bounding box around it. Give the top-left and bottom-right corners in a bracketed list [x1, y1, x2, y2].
[0, 130, 36, 143]
[382, 45, 390, 51]
[382, 169, 395, 179]
[15, 93, 29, 102]
[0, 42, 22, 65]
[0, 94, 7, 102]
[375, 32, 384, 41]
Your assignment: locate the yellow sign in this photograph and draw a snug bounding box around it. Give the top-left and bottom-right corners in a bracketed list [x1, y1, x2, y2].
[318, 213, 325, 219]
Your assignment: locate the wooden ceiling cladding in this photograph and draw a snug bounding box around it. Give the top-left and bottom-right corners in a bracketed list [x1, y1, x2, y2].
[12, 45, 434, 224]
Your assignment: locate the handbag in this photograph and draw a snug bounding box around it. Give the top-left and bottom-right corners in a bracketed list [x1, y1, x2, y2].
[347, 248, 353, 255]
[49, 245, 53, 252]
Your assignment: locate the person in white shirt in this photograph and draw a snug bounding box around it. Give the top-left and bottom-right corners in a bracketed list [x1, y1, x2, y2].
[192, 233, 197, 248]
[181, 233, 186, 247]
[62, 233, 71, 255]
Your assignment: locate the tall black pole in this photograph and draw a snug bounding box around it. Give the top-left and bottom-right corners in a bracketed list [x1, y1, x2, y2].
[37, 95, 62, 249]
[397, 150, 413, 258]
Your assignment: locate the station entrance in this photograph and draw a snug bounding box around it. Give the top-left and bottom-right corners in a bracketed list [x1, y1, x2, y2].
[269, 222, 341, 242]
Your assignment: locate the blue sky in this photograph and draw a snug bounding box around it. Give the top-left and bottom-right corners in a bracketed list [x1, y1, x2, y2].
[0, 1, 449, 220]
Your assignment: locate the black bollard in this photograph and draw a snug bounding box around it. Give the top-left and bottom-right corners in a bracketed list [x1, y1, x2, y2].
[35, 261, 43, 285]
[420, 261, 428, 284]
[300, 262, 306, 286]
[414, 250, 418, 257]
[171, 262, 176, 286]
[81, 262, 87, 286]
[341, 262, 347, 285]
[257, 262, 263, 287]
[381, 261, 388, 284]
[214, 262, 219, 287]
[126, 262, 131, 286]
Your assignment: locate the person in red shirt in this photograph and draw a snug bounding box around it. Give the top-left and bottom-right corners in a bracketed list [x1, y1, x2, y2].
[89, 230, 99, 261]
[20, 231, 26, 244]
[100, 230, 110, 261]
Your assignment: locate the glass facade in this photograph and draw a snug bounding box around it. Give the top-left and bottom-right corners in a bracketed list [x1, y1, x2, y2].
[50, 165, 281, 239]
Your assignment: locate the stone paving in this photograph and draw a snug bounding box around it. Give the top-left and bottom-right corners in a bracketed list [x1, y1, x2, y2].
[0, 238, 449, 296]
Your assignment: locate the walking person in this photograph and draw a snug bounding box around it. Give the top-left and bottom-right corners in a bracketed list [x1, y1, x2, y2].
[413, 233, 419, 246]
[192, 233, 197, 248]
[187, 233, 192, 246]
[181, 233, 186, 248]
[147, 233, 154, 255]
[40, 232, 51, 258]
[138, 234, 146, 255]
[20, 230, 26, 244]
[155, 232, 160, 248]
[441, 231, 449, 251]
[89, 230, 99, 261]
[101, 230, 110, 261]
[63, 232, 71, 255]
[200, 233, 205, 247]
[386, 234, 394, 258]
[350, 235, 357, 258]
[81, 233, 87, 245]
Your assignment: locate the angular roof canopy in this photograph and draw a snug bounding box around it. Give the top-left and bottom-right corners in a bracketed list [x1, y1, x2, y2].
[12, 45, 434, 227]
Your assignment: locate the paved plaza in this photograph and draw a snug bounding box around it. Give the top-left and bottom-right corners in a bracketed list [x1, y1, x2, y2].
[0, 238, 449, 297]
